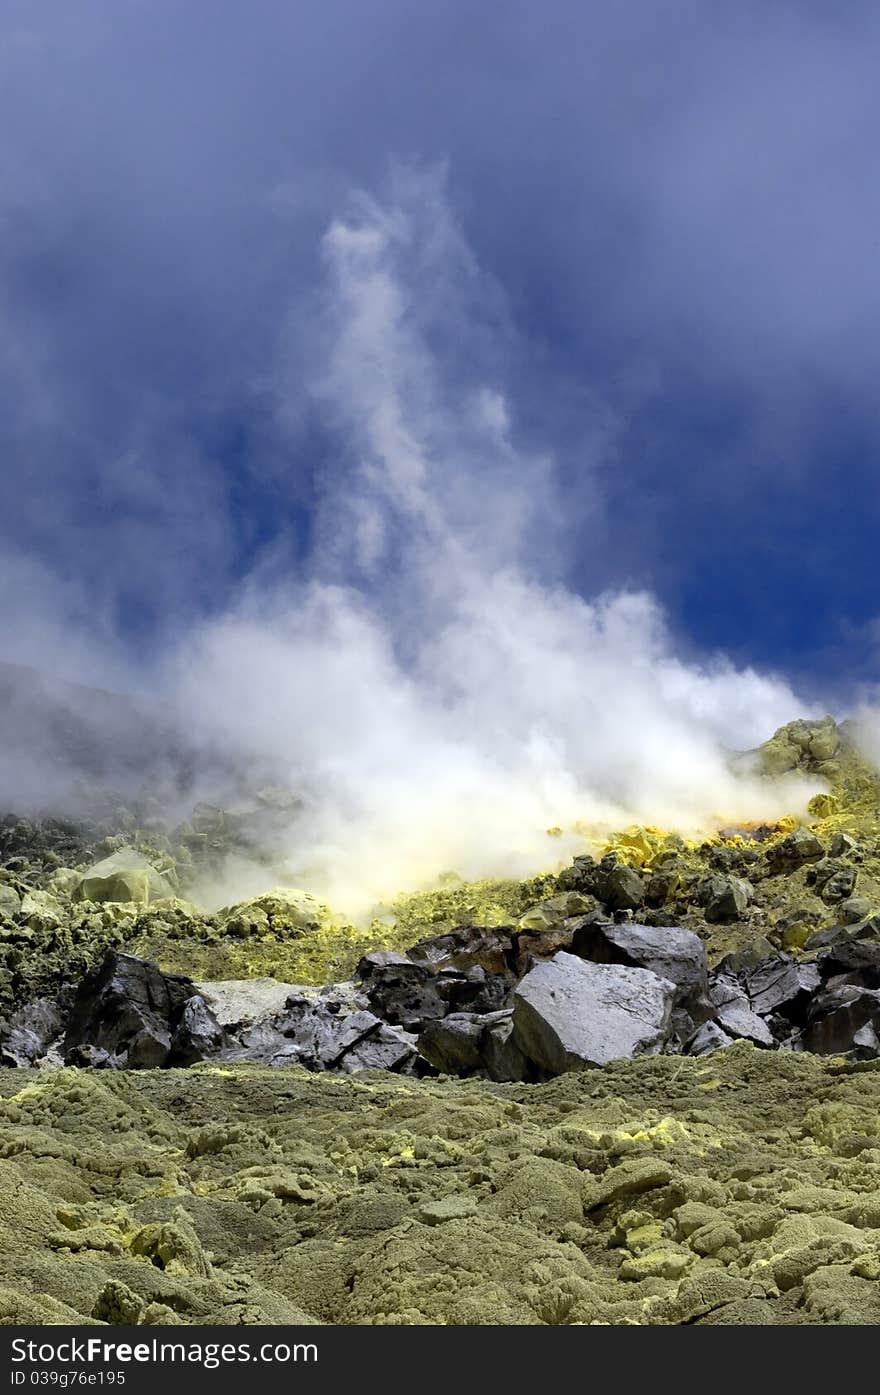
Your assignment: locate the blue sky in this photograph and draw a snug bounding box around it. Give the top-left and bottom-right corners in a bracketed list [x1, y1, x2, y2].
[2, 0, 879, 699]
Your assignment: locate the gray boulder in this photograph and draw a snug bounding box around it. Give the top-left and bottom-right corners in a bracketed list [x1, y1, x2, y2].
[226, 994, 419, 1074]
[357, 950, 507, 1030]
[337, 1020, 419, 1073]
[512, 952, 675, 1073]
[853, 1022, 880, 1058]
[686, 1021, 735, 1055]
[739, 955, 821, 1019]
[571, 920, 710, 1022]
[709, 976, 774, 1047]
[600, 861, 646, 911]
[196, 977, 366, 1028]
[481, 1011, 532, 1082]
[838, 897, 875, 924]
[807, 857, 858, 903]
[806, 916, 880, 952]
[816, 940, 880, 984]
[418, 1013, 486, 1073]
[829, 833, 859, 859]
[804, 986, 880, 1057]
[715, 938, 777, 975]
[766, 827, 825, 871]
[174, 995, 228, 1065]
[822, 867, 858, 903]
[703, 875, 752, 923]
[417, 1008, 532, 1081]
[0, 998, 65, 1066]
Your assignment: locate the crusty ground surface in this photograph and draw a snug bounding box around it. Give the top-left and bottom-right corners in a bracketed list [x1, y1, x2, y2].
[2, 1046, 880, 1326]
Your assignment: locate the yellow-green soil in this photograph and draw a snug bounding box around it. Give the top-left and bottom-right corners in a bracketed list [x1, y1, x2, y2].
[3, 1048, 880, 1325]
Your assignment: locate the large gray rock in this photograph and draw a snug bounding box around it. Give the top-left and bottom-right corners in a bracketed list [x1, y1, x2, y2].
[418, 1013, 486, 1073]
[807, 856, 858, 904]
[481, 1011, 531, 1082]
[571, 921, 710, 1021]
[405, 927, 515, 977]
[817, 939, 880, 984]
[0, 998, 65, 1066]
[599, 861, 646, 911]
[512, 952, 675, 1073]
[709, 977, 774, 1047]
[804, 986, 880, 1057]
[357, 950, 507, 1030]
[685, 1021, 735, 1055]
[804, 921, 866, 951]
[830, 833, 859, 859]
[703, 875, 752, 923]
[766, 827, 825, 872]
[417, 1008, 532, 1081]
[739, 955, 820, 1019]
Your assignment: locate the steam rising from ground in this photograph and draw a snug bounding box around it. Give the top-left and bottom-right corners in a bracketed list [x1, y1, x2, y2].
[162, 170, 819, 916]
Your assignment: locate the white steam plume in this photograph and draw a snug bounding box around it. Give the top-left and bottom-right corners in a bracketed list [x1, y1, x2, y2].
[163, 168, 820, 917]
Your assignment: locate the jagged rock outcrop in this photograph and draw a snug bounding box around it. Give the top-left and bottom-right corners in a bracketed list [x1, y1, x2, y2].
[223, 993, 421, 1073]
[64, 952, 225, 1067]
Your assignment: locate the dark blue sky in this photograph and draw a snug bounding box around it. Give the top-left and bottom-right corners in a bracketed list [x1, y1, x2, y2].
[2, 0, 880, 699]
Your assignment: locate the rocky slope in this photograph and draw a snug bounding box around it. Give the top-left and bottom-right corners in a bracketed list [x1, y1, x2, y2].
[3, 714, 880, 1324]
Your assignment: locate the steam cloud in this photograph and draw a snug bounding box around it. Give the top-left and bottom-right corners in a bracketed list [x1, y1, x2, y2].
[0, 167, 827, 916]
[142, 169, 820, 916]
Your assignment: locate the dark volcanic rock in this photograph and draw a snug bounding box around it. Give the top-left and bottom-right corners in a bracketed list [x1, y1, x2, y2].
[816, 940, 880, 987]
[64, 952, 225, 1068]
[357, 948, 508, 1030]
[0, 998, 65, 1066]
[685, 1021, 735, 1055]
[556, 854, 645, 911]
[703, 875, 752, 924]
[417, 1008, 533, 1081]
[338, 1021, 419, 1073]
[555, 854, 598, 894]
[405, 928, 516, 977]
[715, 939, 777, 975]
[481, 1011, 532, 1082]
[709, 977, 774, 1047]
[418, 1013, 487, 1074]
[571, 921, 710, 1022]
[804, 986, 880, 1057]
[805, 915, 880, 952]
[599, 861, 646, 912]
[740, 955, 820, 1021]
[226, 993, 420, 1074]
[766, 827, 825, 872]
[514, 923, 581, 977]
[357, 954, 450, 1028]
[174, 994, 228, 1065]
[804, 923, 859, 951]
[512, 952, 675, 1073]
